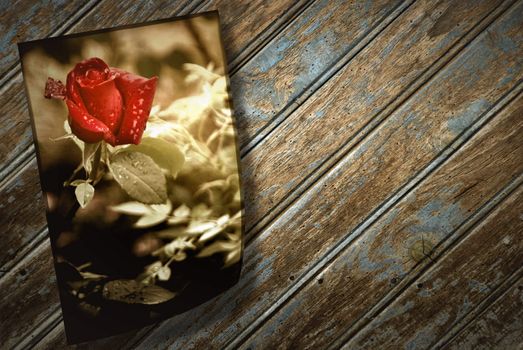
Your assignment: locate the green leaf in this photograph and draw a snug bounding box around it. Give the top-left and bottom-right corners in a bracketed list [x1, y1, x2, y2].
[197, 240, 239, 258]
[75, 182, 94, 208]
[69, 179, 91, 187]
[126, 137, 185, 176]
[64, 120, 72, 134]
[109, 151, 167, 204]
[102, 279, 175, 304]
[157, 266, 171, 281]
[134, 201, 172, 228]
[110, 202, 152, 216]
[134, 212, 168, 228]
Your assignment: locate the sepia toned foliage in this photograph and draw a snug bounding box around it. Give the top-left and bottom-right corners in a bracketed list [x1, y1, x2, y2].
[19, 14, 242, 338]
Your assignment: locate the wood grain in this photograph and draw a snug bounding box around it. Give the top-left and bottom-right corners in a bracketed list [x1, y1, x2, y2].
[0, 159, 46, 269]
[133, 2, 523, 349]
[0, 242, 58, 350]
[241, 0, 505, 233]
[442, 275, 523, 350]
[202, 0, 313, 64]
[0, 0, 400, 282]
[0, 0, 90, 80]
[0, 3, 484, 342]
[0, 0, 400, 181]
[0, 0, 308, 181]
[239, 90, 523, 350]
[1, 0, 320, 347]
[342, 184, 523, 349]
[1, 0, 521, 348]
[231, 0, 403, 146]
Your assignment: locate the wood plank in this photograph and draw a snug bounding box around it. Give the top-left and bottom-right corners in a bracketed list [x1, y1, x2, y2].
[9, 0, 523, 348]
[0, 242, 59, 350]
[133, 3, 523, 349]
[0, 0, 400, 181]
[442, 276, 523, 350]
[2, 0, 499, 275]
[0, 0, 91, 80]
[239, 90, 523, 349]
[0, 0, 400, 282]
[0, 159, 46, 269]
[342, 186, 523, 349]
[241, 0, 507, 232]
[20, 0, 523, 348]
[202, 0, 313, 64]
[231, 0, 404, 146]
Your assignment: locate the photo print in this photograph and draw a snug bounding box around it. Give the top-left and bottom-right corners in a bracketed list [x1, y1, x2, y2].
[18, 11, 243, 344]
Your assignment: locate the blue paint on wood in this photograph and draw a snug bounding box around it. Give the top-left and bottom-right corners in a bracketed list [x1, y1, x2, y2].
[231, 0, 401, 126]
[229, 4, 523, 347]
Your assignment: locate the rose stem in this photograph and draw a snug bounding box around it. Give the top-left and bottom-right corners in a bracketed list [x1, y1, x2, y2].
[89, 143, 102, 182]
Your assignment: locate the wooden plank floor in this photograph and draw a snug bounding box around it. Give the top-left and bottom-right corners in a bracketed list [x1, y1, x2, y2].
[1, 0, 522, 349]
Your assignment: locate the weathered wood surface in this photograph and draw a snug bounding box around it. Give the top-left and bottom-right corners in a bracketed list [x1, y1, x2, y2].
[0, 0, 402, 280]
[442, 275, 523, 349]
[1, 0, 522, 349]
[241, 89, 523, 349]
[0, 159, 46, 270]
[0, 0, 92, 81]
[343, 184, 523, 349]
[0, 243, 57, 350]
[242, 0, 507, 234]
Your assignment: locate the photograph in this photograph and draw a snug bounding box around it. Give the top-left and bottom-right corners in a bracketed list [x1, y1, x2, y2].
[18, 11, 243, 344]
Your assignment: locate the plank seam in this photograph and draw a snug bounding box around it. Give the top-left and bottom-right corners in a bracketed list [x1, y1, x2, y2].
[0, 0, 319, 276]
[16, 305, 63, 350]
[332, 173, 523, 349]
[0, 0, 103, 89]
[225, 78, 523, 350]
[238, 0, 415, 158]
[432, 267, 523, 349]
[186, 0, 211, 13]
[244, 0, 518, 245]
[11, 0, 520, 344]
[0, 227, 48, 276]
[64, 0, 520, 344]
[0, 145, 35, 195]
[227, 0, 317, 75]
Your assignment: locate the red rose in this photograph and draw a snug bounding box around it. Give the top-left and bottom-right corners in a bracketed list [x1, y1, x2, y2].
[56, 57, 157, 145]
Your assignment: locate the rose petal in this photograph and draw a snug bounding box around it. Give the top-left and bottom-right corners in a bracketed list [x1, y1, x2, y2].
[73, 58, 111, 87]
[66, 71, 85, 109]
[66, 58, 109, 109]
[66, 100, 116, 144]
[112, 68, 158, 145]
[78, 76, 123, 134]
